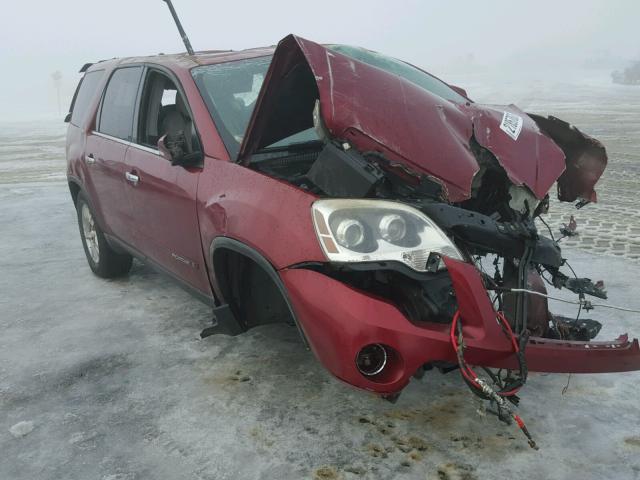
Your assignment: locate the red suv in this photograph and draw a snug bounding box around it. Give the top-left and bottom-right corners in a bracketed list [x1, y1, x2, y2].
[66, 34, 640, 405]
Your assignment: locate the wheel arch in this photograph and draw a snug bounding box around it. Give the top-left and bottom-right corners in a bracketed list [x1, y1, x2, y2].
[210, 237, 308, 346]
[68, 178, 82, 206]
[68, 175, 127, 255]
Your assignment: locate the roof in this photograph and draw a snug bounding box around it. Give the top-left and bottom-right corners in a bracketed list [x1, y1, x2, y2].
[87, 46, 276, 73]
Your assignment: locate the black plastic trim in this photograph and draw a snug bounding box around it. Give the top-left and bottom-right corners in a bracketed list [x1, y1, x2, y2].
[210, 236, 309, 346]
[67, 175, 108, 230]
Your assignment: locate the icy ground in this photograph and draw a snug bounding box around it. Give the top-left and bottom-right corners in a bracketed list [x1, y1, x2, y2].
[1, 72, 640, 479]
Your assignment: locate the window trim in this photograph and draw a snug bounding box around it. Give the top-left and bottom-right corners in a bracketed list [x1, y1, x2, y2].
[91, 130, 160, 156]
[130, 64, 204, 162]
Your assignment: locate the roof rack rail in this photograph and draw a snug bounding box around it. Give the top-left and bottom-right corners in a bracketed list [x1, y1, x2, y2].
[79, 63, 94, 73]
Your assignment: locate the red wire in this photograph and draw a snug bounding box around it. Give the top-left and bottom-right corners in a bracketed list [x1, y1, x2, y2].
[450, 311, 482, 389]
[496, 311, 520, 352]
[450, 309, 522, 397]
[452, 310, 538, 449]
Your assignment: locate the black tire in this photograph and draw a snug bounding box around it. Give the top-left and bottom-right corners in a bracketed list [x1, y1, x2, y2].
[75, 192, 133, 278]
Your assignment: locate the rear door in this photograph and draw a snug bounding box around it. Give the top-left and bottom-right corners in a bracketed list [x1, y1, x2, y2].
[123, 67, 211, 295]
[84, 66, 143, 243]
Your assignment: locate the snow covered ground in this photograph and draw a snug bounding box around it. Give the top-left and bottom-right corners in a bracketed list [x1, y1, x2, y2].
[1, 75, 640, 480]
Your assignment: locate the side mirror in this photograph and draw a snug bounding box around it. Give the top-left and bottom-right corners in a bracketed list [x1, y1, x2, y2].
[64, 112, 72, 123]
[157, 134, 174, 161]
[158, 133, 203, 167]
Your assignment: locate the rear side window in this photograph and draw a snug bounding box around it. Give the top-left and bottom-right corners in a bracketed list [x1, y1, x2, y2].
[70, 70, 104, 127]
[98, 66, 144, 141]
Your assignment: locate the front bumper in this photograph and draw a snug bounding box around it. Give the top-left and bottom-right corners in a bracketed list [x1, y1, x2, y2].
[280, 258, 640, 395]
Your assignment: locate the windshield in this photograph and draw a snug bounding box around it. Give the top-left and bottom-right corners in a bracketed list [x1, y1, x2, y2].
[194, 56, 319, 157]
[192, 56, 272, 158]
[328, 45, 467, 103]
[193, 46, 466, 158]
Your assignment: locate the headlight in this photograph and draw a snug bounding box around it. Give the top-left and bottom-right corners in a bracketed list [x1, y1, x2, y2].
[378, 214, 406, 242]
[312, 199, 463, 272]
[335, 219, 365, 248]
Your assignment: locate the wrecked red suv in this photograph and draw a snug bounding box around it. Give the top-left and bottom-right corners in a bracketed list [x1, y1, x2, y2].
[66, 35, 640, 418]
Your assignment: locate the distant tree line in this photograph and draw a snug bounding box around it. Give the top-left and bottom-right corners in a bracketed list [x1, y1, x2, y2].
[612, 61, 640, 85]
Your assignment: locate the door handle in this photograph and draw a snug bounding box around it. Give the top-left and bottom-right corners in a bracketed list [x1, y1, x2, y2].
[125, 171, 139, 185]
[85, 154, 95, 164]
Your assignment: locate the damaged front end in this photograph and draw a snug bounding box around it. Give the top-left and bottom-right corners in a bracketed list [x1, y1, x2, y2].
[237, 34, 640, 440]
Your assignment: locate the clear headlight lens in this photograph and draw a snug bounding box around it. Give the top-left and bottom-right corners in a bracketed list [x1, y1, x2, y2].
[312, 199, 463, 272]
[335, 219, 365, 248]
[378, 214, 407, 242]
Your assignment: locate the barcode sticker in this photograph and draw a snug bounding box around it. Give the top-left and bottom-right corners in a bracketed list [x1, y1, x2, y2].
[500, 111, 523, 141]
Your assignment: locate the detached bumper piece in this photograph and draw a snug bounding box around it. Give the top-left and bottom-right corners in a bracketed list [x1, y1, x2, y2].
[444, 257, 640, 374]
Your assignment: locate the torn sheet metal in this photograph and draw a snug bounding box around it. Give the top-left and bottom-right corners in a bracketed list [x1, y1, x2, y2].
[528, 114, 607, 203]
[239, 34, 602, 204]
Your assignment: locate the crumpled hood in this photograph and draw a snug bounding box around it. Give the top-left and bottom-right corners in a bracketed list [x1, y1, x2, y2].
[239, 35, 605, 203]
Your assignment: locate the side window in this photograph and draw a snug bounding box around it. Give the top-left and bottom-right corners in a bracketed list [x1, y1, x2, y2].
[98, 66, 143, 141]
[69, 70, 104, 127]
[137, 70, 198, 153]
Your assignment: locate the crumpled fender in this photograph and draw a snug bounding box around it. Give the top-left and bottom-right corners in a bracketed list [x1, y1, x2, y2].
[470, 104, 566, 199]
[240, 34, 605, 203]
[528, 114, 608, 202]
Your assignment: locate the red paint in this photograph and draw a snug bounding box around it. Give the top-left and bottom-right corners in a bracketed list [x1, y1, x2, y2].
[470, 104, 566, 199]
[281, 259, 640, 394]
[529, 114, 608, 203]
[82, 134, 135, 243]
[240, 35, 570, 202]
[196, 159, 326, 299]
[123, 148, 210, 293]
[66, 37, 637, 398]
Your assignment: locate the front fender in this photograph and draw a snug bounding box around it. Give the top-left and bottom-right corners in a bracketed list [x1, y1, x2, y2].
[197, 157, 325, 296]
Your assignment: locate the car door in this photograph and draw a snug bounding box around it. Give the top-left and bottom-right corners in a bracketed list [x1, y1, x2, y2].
[123, 67, 211, 295]
[84, 66, 144, 244]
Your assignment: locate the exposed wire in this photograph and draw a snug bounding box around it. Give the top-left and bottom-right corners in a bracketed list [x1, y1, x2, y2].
[451, 310, 538, 449]
[564, 259, 579, 279]
[561, 297, 581, 395]
[537, 215, 557, 243]
[538, 267, 557, 289]
[451, 311, 523, 397]
[576, 299, 583, 322]
[502, 288, 640, 314]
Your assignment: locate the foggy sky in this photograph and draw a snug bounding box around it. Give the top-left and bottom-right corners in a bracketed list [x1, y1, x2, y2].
[1, 0, 638, 121]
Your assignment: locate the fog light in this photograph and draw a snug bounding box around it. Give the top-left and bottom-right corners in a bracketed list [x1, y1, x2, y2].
[356, 344, 388, 376]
